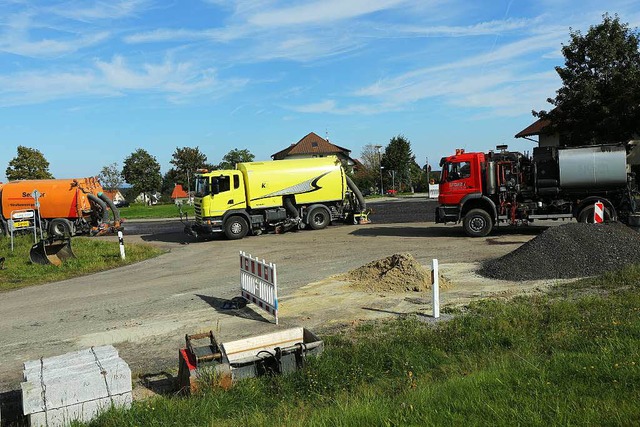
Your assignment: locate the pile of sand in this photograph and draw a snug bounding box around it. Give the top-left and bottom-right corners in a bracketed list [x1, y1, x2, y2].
[343, 253, 448, 293]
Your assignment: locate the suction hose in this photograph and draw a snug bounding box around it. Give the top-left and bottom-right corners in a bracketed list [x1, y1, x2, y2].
[98, 192, 121, 223]
[88, 193, 110, 223]
[346, 176, 366, 211]
[284, 197, 300, 218]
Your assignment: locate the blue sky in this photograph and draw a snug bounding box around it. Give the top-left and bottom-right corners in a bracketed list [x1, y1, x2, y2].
[1, 0, 640, 182]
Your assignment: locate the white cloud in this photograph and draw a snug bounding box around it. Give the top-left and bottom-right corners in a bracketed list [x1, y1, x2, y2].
[247, 0, 409, 27]
[50, 0, 149, 21]
[0, 56, 247, 106]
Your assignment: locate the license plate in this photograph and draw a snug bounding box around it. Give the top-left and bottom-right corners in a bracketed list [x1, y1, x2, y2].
[13, 220, 30, 228]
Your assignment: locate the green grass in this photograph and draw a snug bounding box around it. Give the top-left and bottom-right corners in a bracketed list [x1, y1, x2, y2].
[87, 265, 640, 426]
[0, 234, 165, 291]
[118, 203, 194, 220]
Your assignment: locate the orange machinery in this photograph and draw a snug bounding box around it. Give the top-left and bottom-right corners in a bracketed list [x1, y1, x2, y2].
[0, 177, 121, 237]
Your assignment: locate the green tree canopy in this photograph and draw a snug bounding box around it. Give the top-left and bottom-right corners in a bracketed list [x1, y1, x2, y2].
[169, 147, 209, 191]
[535, 14, 640, 145]
[6, 146, 54, 180]
[122, 149, 162, 203]
[216, 149, 255, 170]
[161, 168, 181, 196]
[381, 135, 419, 192]
[98, 162, 123, 190]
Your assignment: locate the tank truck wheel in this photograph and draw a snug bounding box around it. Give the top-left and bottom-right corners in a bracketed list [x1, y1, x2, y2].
[49, 218, 74, 238]
[224, 216, 248, 240]
[463, 209, 493, 237]
[578, 206, 612, 224]
[308, 207, 330, 230]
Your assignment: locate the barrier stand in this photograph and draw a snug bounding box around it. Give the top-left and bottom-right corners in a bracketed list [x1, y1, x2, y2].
[240, 251, 279, 324]
[432, 259, 440, 318]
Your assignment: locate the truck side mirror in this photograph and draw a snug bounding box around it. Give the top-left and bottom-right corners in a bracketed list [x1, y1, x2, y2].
[212, 181, 220, 195]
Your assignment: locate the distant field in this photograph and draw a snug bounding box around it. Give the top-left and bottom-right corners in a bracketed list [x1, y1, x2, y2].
[118, 203, 194, 220]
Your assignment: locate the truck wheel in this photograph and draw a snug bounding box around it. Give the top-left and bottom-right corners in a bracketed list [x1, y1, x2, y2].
[308, 207, 330, 230]
[49, 218, 74, 238]
[224, 216, 248, 240]
[463, 209, 493, 237]
[578, 206, 612, 223]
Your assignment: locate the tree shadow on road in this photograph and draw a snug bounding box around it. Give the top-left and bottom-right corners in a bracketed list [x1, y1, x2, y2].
[196, 294, 272, 323]
[350, 225, 549, 238]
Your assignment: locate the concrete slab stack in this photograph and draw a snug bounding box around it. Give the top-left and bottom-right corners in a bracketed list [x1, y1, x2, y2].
[21, 345, 131, 427]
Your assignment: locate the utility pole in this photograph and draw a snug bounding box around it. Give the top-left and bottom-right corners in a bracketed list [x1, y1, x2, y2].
[374, 145, 384, 195]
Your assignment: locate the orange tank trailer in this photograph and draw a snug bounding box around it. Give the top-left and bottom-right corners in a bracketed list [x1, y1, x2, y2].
[0, 177, 120, 236]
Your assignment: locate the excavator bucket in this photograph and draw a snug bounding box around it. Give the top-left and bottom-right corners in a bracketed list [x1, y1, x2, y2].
[29, 238, 76, 266]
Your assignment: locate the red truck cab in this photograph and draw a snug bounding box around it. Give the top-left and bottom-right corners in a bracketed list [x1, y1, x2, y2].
[436, 149, 499, 236]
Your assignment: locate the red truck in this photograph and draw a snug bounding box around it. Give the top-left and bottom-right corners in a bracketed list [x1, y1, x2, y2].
[435, 144, 640, 237]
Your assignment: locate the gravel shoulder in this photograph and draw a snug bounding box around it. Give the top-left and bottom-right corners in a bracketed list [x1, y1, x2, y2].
[0, 216, 559, 393]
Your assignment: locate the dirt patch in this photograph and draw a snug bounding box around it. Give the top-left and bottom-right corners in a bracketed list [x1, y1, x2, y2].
[342, 253, 450, 292]
[479, 222, 640, 280]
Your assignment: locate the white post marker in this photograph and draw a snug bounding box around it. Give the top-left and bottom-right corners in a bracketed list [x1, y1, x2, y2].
[432, 258, 440, 319]
[118, 231, 125, 260]
[594, 201, 604, 224]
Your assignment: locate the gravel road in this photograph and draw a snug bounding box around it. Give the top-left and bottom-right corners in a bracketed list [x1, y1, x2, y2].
[0, 197, 550, 394]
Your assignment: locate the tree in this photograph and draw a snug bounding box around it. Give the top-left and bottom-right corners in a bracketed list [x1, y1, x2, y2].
[216, 149, 255, 170]
[6, 146, 54, 180]
[122, 149, 162, 205]
[360, 144, 382, 171]
[535, 14, 640, 146]
[98, 162, 123, 190]
[381, 135, 416, 192]
[161, 168, 182, 196]
[169, 147, 209, 192]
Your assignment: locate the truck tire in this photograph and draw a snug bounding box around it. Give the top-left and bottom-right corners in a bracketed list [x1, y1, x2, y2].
[308, 207, 330, 230]
[578, 205, 612, 223]
[224, 216, 248, 240]
[49, 218, 74, 238]
[463, 209, 493, 237]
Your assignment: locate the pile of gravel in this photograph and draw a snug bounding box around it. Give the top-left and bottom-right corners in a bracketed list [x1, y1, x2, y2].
[479, 222, 640, 280]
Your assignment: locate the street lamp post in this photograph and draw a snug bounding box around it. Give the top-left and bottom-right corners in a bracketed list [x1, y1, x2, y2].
[374, 145, 384, 195]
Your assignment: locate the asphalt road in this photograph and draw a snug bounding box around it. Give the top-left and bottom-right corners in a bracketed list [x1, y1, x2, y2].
[122, 197, 437, 238]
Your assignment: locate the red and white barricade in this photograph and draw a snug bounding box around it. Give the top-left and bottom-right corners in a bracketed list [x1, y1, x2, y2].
[594, 201, 604, 223]
[240, 251, 279, 324]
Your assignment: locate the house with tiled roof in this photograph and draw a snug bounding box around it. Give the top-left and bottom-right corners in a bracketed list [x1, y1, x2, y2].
[271, 132, 358, 171]
[514, 117, 558, 147]
[171, 184, 193, 205]
[103, 189, 125, 203]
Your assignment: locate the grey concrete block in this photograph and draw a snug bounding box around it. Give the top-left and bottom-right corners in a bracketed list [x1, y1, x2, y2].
[21, 345, 132, 426]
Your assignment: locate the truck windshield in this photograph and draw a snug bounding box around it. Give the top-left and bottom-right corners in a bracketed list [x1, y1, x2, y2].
[441, 161, 471, 182]
[194, 176, 209, 197]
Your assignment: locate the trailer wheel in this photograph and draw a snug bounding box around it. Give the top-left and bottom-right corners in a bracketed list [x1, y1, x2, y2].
[463, 209, 493, 237]
[224, 216, 248, 240]
[308, 207, 330, 230]
[49, 218, 74, 238]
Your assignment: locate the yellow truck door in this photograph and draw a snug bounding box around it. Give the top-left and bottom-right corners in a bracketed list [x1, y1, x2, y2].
[210, 172, 247, 217]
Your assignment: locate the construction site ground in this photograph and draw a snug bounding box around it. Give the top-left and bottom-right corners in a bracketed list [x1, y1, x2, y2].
[0, 212, 564, 394]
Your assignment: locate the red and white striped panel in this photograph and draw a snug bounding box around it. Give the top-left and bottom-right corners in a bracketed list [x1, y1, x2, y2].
[594, 201, 604, 223]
